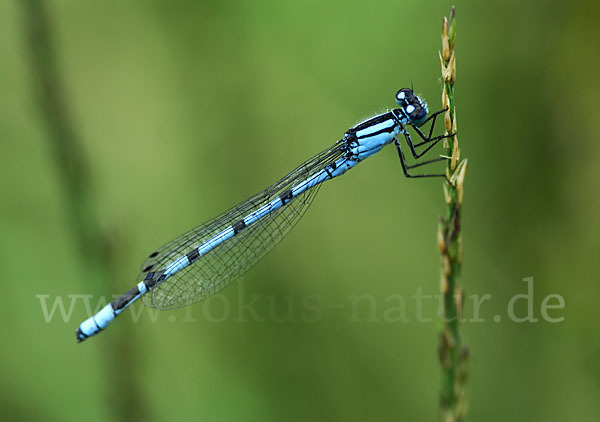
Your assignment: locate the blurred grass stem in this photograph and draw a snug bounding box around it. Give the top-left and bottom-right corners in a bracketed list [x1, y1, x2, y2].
[20, 1, 150, 420]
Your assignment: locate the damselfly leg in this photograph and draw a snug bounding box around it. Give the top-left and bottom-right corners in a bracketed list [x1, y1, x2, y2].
[394, 139, 449, 182]
[407, 108, 453, 159]
[394, 108, 454, 182]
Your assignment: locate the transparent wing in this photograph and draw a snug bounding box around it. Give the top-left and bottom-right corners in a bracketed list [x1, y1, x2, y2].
[139, 139, 347, 309]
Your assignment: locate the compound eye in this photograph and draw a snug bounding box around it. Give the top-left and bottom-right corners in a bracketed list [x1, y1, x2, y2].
[395, 88, 413, 104]
[407, 105, 427, 125]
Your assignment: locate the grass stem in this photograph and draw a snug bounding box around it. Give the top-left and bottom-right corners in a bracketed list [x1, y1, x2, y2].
[437, 6, 469, 422]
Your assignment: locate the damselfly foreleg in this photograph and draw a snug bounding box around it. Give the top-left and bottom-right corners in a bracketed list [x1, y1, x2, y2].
[405, 108, 454, 159]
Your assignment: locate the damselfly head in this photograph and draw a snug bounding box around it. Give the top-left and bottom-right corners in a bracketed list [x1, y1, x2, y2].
[395, 88, 428, 125]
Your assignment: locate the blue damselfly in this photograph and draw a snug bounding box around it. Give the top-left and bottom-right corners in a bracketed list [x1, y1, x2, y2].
[76, 88, 451, 342]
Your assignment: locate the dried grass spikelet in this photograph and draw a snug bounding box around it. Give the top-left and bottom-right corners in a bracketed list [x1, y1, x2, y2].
[439, 52, 452, 85]
[451, 136, 460, 171]
[455, 159, 468, 205]
[445, 111, 452, 133]
[443, 183, 452, 204]
[447, 51, 456, 84]
[442, 255, 451, 278]
[438, 222, 447, 253]
[440, 271, 449, 295]
[442, 17, 450, 61]
[441, 80, 449, 109]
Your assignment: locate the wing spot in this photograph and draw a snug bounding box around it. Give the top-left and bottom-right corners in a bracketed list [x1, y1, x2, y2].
[149, 251, 159, 258]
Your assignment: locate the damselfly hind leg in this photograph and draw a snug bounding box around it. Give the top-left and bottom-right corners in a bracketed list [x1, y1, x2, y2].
[406, 156, 448, 170]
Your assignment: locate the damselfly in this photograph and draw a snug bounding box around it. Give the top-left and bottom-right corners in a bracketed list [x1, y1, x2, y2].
[76, 88, 451, 342]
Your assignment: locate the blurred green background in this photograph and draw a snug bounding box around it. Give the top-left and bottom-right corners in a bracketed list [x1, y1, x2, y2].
[1, 0, 599, 421]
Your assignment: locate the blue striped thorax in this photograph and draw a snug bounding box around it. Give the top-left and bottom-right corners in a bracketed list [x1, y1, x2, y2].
[341, 89, 429, 163]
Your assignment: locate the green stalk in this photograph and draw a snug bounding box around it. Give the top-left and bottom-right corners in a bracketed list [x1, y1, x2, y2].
[437, 7, 469, 422]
